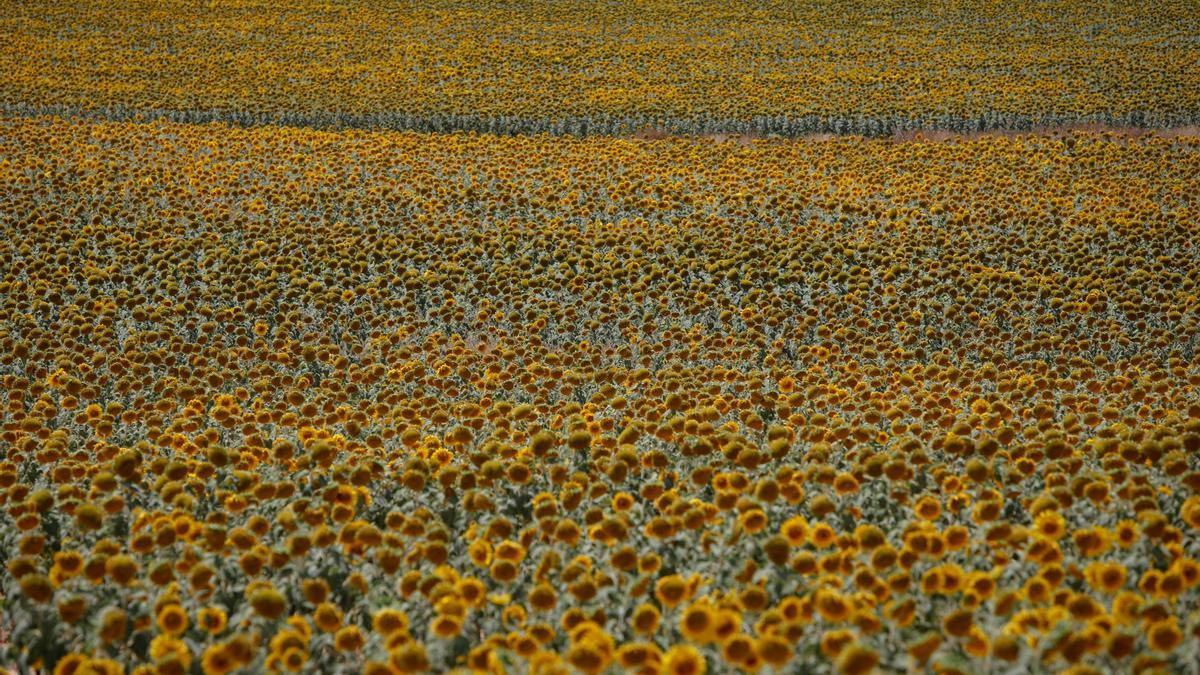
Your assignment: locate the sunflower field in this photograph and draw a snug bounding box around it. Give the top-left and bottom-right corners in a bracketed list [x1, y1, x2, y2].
[2, 114, 1199, 674]
[2, 1, 1200, 674]
[3, 0, 1200, 136]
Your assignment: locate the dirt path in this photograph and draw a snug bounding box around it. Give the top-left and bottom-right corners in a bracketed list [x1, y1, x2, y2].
[890, 123, 1200, 142]
[629, 124, 1200, 145]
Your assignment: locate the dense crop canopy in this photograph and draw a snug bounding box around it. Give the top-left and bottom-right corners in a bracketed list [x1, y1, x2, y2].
[1, 114, 1199, 672]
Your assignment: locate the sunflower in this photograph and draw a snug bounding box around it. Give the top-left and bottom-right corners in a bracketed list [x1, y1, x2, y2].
[1114, 520, 1139, 548]
[1034, 510, 1066, 540]
[450, 578, 482, 608]
[1086, 561, 1127, 593]
[738, 585, 768, 613]
[271, 628, 309, 655]
[104, 554, 139, 586]
[757, 634, 792, 668]
[967, 572, 996, 599]
[1025, 576, 1052, 603]
[149, 634, 192, 669]
[18, 574, 53, 604]
[920, 568, 943, 595]
[632, 603, 661, 635]
[939, 564, 965, 593]
[314, 602, 343, 633]
[680, 602, 714, 642]
[52, 550, 84, 578]
[1107, 631, 1138, 660]
[616, 642, 662, 669]
[372, 608, 410, 638]
[1177, 558, 1200, 588]
[80, 659, 124, 675]
[722, 633, 756, 664]
[712, 609, 742, 642]
[942, 608, 974, 637]
[1066, 594, 1101, 620]
[281, 646, 307, 672]
[334, 625, 366, 652]
[1148, 618, 1182, 653]
[286, 616, 313, 642]
[226, 633, 255, 666]
[914, 495, 941, 521]
[390, 642, 430, 673]
[1159, 570, 1185, 598]
[781, 515, 810, 546]
[98, 607, 128, 644]
[156, 604, 189, 636]
[53, 654, 88, 675]
[495, 540, 526, 562]
[468, 539, 492, 567]
[815, 589, 852, 623]
[811, 523, 837, 548]
[763, 534, 791, 565]
[832, 473, 859, 495]
[1072, 527, 1111, 557]
[738, 509, 768, 534]
[301, 578, 330, 604]
[201, 643, 236, 675]
[431, 614, 463, 639]
[612, 491, 635, 511]
[662, 644, 707, 675]
[835, 643, 879, 675]
[56, 596, 87, 624]
[563, 640, 605, 674]
[640, 553, 664, 575]
[1182, 497, 1200, 530]
[566, 623, 615, 673]
[249, 587, 288, 619]
[943, 525, 969, 550]
[655, 575, 689, 608]
[907, 632, 942, 665]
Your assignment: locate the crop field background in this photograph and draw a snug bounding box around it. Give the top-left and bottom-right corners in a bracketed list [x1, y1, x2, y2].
[4, 0, 1200, 135]
[1, 2, 1200, 675]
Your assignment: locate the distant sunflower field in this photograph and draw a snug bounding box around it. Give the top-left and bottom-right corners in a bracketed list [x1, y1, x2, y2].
[2, 1, 1200, 674]
[2, 0, 1200, 136]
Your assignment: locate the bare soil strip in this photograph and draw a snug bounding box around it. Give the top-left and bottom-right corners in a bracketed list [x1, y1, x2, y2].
[630, 124, 1200, 145]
